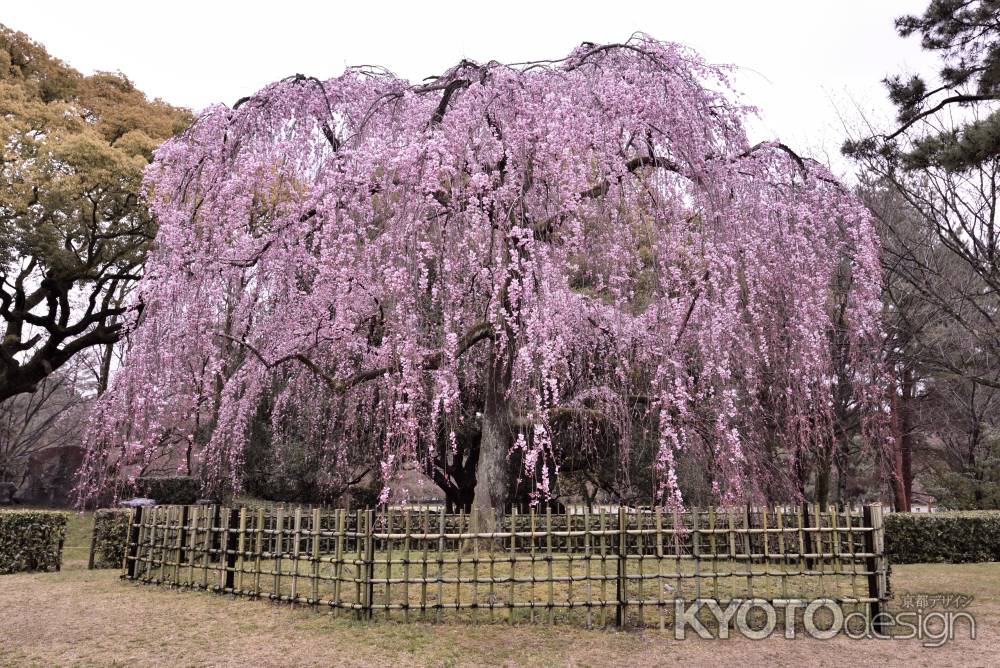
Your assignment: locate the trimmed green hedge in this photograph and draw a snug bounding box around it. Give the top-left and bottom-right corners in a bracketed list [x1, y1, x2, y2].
[91, 508, 130, 569]
[136, 476, 200, 505]
[0, 510, 67, 574]
[885, 511, 1000, 564]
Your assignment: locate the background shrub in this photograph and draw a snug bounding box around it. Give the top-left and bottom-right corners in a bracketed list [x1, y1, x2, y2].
[885, 511, 1000, 564]
[0, 510, 67, 574]
[135, 477, 200, 505]
[90, 508, 130, 569]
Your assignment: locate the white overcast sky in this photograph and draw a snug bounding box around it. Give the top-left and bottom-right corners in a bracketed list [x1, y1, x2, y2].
[4, 1, 937, 178]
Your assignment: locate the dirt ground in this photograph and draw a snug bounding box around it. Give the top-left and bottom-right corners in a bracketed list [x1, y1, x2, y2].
[0, 560, 997, 667]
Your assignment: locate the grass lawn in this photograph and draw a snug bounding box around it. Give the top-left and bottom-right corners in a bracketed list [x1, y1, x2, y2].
[62, 510, 95, 568]
[0, 555, 997, 667]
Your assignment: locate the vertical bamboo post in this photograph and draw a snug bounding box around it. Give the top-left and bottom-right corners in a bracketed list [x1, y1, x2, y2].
[173, 506, 186, 584]
[235, 508, 247, 594]
[742, 505, 753, 599]
[692, 507, 702, 603]
[455, 508, 463, 614]
[863, 504, 887, 635]
[584, 506, 593, 629]
[759, 507, 769, 597]
[673, 507, 685, 598]
[726, 507, 735, 600]
[187, 506, 199, 586]
[616, 506, 626, 628]
[147, 506, 158, 580]
[178, 505, 190, 570]
[135, 507, 153, 579]
[253, 508, 264, 597]
[776, 506, 788, 600]
[124, 507, 142, 579]
[831, 506, 842, 600]
[529, 507, 537, 623]
[290, 508, 302, 605]
[655, 508, 664, 631]
[223, 508, 240, 592]
[566, 509, 574, 619]
[472, 507, 480, 624]
[146, 506, 157, 580]
[201, 506, 213, 589]
[215, 507, 227, 591]
[796, 502, 806, 578]
[273, 508, 284, 599]
[122, 507, 142, 580]
[364, 508, 376, 620]
[509, 509, 516, 625]
[385, 508, 393, 619]
[436, 506, 445, 623]
[420, 508, 429, 620]
[354, 509, 363, 617]
[157, 506, 168, 583]
[311, 508, 321, 606]
[801, 501, 814, 570]
[210, 504, 222, 565]
[708, 506, 718, 601]
[636, 510, 644, 628]
[599, 509, 608, 627]
[485, 509, 495, 623]
[403, 509, 411, 622]
[333, 509, 345, 614]
[546, 507, 554, 624]
[814, 503, 825, 594]
[847, 505, 859, 604]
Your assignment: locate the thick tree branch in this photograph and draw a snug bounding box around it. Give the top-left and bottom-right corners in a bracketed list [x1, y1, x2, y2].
[215, 321, 495, 392]
[430, 79, 471, 125]
[885, 93, 999, 142]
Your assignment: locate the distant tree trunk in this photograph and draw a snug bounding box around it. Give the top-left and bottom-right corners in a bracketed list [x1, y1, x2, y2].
[835, 432, 850, 505]
[973, 470, 985, 508]
[968, 415, 984, 509]
[815, 457, 831, 509]
[424, 410, 481, 512]
[185, 440, 194, 476]
[445, 486, 476, 512]
[900, 366, 914, 509]
[794, 446, 809, 499]
[96, 342, 114, 396]
[431, 452, 477, 512]
[890, 381, 911, 511]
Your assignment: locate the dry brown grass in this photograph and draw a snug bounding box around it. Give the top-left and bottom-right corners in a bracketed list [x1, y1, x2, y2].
[0, 561, 998, 667]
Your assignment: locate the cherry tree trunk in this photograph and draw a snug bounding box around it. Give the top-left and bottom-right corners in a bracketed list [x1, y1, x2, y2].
[815, 459, 832, 509]
[473, 350, 513, 521]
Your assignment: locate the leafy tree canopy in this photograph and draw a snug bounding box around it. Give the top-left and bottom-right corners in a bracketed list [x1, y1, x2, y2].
[0, 25, 191, 402]
[846, 0, 1000, 171]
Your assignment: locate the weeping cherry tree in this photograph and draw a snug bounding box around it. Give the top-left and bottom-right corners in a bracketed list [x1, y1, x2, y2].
[77, 36, 887, 513]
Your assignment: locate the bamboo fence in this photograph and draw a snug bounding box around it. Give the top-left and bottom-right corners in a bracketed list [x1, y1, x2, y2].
[121, 503, 888, 629]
